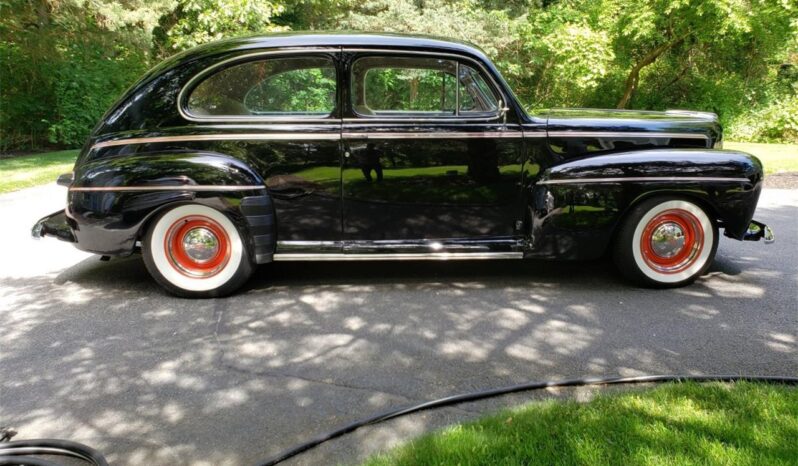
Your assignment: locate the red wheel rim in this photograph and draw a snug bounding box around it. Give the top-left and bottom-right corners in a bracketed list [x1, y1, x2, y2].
[164, 215, 231, 278]
[640, 209, 704, 274]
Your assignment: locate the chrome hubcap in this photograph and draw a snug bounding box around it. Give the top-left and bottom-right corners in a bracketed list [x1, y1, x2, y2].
[650, 222, 685, 258]
[182, 227, 219, 263]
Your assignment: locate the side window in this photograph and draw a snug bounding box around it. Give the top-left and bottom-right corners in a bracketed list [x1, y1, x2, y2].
[458, 64, 498, 113]
[186, 56, 336, 118]
[352, 57, 457, 116]
[351, 56, 500, 118]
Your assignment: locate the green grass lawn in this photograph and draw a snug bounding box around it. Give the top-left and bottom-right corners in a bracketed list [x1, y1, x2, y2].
[0, 149, 78, 194]
[725, 142, 798, 174]
[362, 382, 798, 466]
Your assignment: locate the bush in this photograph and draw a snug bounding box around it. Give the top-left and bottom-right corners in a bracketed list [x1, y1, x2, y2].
[727, 95, 798, 143]
[46, 42, 148, 148]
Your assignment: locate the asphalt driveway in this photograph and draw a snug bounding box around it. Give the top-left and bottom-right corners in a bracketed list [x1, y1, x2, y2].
[1, 184, 796, 465]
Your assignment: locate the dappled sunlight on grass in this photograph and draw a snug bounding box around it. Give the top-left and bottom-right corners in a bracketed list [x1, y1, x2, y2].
[363, 382, 798, 466]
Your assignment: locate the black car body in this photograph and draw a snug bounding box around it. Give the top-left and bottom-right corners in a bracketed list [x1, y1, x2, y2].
[33, 33, 774, 297]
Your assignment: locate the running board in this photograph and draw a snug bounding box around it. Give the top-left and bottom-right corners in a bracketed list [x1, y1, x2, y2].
[272, 252, 524, 261]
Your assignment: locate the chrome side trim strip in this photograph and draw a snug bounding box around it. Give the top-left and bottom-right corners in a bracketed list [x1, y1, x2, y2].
[272, 252, 523, 261]
[340, 117, 503, 123]
[537, 177, 750, 186]
[342, 132, 524, 139]
[277, 240, 341, 247]
[547, 131, 710, 140]
[69, 185, 265, 192]
[92, 133, 341, 150]
[91, 130, 536, 150]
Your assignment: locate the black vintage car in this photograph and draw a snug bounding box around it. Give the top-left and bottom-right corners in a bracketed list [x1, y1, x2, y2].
[33, 33, 774, 297]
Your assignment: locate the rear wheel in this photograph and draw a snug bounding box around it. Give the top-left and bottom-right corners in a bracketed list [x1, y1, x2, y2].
[142, 204, 254, 298]
[613, 198, 718, 287]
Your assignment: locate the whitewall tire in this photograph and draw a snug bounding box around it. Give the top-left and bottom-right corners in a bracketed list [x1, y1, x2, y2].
[613, 198, 718, 287]
[142, 204, 254, 297]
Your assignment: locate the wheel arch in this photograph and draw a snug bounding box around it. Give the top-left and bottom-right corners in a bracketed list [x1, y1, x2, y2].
[67, 150, 276, 261]
[134, 193, 276, 265]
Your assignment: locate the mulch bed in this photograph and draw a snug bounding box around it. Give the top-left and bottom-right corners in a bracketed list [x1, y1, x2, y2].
[765, 172, 798, 189]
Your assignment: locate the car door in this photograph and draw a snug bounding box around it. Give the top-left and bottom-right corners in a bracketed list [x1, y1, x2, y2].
[341, 50, 525, 254]
[182, 50, 345, 254]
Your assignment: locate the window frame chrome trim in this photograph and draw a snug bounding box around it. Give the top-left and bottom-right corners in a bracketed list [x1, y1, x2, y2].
[177, 48, 342, 123]
[537, 176, 751, 186]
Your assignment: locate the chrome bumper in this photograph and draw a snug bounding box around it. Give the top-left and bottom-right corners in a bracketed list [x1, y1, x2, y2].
[32, 210, 76, 243]
[742, 220, 775, 244]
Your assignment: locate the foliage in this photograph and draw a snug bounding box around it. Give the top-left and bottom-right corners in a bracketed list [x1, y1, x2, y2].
[1, 0, 797, 152]
[362, 382, 798, 466]
[0, 0, 168, 150]
[152, 0, 287, 56]
[245, 67, 336, 114]
[727, 95, 798, 143]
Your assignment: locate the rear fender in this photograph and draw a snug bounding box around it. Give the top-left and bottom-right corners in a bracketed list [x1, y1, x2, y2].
[68, 152, 275, 262]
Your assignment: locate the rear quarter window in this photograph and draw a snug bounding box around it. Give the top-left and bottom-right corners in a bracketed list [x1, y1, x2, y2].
[185, 55, 336, 118]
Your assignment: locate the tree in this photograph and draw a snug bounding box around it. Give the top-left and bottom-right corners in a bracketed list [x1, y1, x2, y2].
[152, 0, 288, 57]
[1, 0, 796, 151]
[0, 0, 170, 149]
[608, 0, 796, 109]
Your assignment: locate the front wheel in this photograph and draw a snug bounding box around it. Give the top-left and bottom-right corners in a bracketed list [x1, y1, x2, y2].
[613, 198, 718, 288]
[142, 204, 254, 298]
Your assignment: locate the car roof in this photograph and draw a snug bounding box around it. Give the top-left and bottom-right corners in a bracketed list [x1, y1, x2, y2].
[196, 32, 485, 56]
[98, 33, 511, 133]
[150, 32, 491, 77]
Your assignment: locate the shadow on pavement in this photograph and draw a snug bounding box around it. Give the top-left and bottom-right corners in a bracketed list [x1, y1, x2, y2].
[1, 202, 795, 465]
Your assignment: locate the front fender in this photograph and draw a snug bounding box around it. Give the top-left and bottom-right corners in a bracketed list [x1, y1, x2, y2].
[525, 149, 764, 259]
[541, 149, 762, 184]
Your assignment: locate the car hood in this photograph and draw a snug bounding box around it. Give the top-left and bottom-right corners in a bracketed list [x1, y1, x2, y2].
[543, 108, 722, 142]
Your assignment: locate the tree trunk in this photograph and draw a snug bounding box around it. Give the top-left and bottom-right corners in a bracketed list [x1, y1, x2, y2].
[617, 33, 688, 109]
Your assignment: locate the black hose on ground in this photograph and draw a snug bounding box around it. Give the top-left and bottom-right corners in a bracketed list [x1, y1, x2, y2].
[255, 374, 798, 466]
[0, 438, 109, 466]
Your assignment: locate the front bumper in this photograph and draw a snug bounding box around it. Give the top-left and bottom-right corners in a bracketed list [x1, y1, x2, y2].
[32, 210, 76, 243]
[741, 220, 775, 243]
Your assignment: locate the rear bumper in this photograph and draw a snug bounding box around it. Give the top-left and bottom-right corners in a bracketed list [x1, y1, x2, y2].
[741, 220, 775, 243]
[32, 210, 77, 243]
